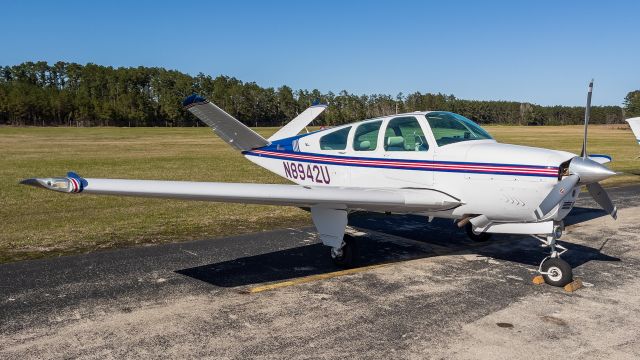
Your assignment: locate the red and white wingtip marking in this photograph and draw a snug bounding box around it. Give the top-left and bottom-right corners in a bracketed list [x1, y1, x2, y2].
[20, 176, 84, 193]
[68, 177, 81, 192]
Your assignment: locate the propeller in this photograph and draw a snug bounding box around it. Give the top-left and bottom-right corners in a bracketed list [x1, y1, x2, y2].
[535, 80, 618, 220]
[587, 182, 617, 219]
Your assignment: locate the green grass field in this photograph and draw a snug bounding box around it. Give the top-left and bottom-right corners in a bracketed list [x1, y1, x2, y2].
[1, 125, 639, 263]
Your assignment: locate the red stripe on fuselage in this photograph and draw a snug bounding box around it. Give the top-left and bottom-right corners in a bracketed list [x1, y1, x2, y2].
[249, 150, 557, 176]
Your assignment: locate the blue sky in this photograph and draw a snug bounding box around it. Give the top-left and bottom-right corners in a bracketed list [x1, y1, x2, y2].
[1, 0, 638, 105]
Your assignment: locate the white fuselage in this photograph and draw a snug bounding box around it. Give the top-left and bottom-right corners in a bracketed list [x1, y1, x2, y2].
[244, 112, 578, 224]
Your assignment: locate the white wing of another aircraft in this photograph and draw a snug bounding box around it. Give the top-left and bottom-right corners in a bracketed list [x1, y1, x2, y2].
[626, 117, 640, 144]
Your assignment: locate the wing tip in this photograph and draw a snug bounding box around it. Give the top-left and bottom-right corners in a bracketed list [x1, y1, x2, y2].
[19, 173, 85, 193]
[20, 178, 44, 188]
[588, 154, 612, 164]
[182, 94, 208, 108]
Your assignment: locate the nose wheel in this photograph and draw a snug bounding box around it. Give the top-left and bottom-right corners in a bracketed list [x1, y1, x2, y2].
[540, 257, 573, 287]
[331, 234, 356, 268]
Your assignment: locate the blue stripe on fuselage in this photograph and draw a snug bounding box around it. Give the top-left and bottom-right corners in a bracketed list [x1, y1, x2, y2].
[266, 132, 318, 152]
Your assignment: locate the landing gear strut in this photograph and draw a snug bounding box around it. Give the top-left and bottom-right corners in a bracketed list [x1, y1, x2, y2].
[537, 224, 573, 287]
[331, 234, 356, 268]
[465, 223, 492, 242]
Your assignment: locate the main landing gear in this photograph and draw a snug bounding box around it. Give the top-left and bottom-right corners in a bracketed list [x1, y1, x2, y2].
[465, 223, 492, 242]
[330, 234, 356, 268]
[537, 225, 573, 287]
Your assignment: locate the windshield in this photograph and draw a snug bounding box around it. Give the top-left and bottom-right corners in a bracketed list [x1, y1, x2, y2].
[425, 112, 493, 146]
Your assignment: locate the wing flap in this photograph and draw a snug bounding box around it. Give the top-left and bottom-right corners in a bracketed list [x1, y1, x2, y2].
[21, 177, 461, 212]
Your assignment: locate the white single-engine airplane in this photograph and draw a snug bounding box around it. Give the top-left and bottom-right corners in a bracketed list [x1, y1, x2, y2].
[22, 81, 618, 287]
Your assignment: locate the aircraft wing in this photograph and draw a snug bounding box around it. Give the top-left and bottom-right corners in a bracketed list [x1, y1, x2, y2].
[587, 154, 611, 164]
[627, 117, 640, 144]
[20, 174, 461, 212]
[268, 104, 327, 141]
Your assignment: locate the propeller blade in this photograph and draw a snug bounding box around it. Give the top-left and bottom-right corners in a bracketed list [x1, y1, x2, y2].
[587, 182, 618, 219]
[580, 80, 594, 158]
[535, 174, 580, 219]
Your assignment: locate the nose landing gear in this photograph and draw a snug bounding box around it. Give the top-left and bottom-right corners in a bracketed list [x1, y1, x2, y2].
[537, 225, 573, 287]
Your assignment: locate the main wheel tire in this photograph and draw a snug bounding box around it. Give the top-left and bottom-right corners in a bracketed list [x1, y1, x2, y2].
[465, 223, 492, 242]
[541, 258, 573, 287]
[331, 234, 356, 268]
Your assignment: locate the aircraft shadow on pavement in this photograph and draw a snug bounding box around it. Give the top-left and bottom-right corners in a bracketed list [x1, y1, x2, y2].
[175, 237, 430, 288]
[176, 206, 619, 288]
[564, 206, 609, 226]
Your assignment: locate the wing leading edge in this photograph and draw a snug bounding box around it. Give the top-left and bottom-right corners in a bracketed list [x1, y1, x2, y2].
[20, 176, 461, 212]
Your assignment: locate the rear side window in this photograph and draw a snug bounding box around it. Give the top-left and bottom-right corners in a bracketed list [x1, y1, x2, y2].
[320, 127, 351, 150]
[384, 116, 429, 151]
[353, 121, 382, 151]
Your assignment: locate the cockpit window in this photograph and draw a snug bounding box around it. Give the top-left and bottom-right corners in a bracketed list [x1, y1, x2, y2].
[384, 116, 428, 151]
[425, 112, 493, 146]
[353, 121, 382, 151]
[320, 126, 351, 150]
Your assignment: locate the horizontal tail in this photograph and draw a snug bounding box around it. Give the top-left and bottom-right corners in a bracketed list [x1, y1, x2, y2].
[183, 94, 270, 151]
[269, 104, 327, 141]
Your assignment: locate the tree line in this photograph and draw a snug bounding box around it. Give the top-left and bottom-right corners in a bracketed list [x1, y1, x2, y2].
[0, 61, 634, 127]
